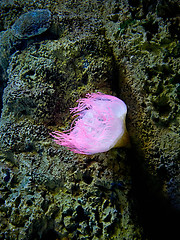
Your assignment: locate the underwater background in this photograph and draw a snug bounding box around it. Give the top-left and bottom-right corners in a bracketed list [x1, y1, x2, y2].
[0, 0, 179, 239]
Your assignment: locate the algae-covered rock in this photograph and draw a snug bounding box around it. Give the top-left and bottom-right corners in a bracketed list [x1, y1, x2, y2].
[0, 0, 179, 239]
[1, 35, 115, 124]
[0, 20, 141, 240]
[0, 8, 52, 117]
[103, 1, 180, 238]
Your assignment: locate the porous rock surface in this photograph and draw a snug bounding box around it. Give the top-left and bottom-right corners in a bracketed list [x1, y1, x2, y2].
[0, 0, 179, 239]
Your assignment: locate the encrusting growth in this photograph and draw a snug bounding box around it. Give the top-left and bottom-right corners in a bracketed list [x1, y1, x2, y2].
[50, 92, 130, 155]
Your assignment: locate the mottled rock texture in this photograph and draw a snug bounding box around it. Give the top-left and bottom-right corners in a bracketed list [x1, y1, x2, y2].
[0, 0, 179, 239]
[0, 7, 52, 117]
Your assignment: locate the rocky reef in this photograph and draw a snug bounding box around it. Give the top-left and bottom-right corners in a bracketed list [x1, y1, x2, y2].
[0, 0, 179, 239]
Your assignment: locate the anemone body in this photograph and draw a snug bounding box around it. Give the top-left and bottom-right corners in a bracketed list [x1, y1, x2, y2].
[50, 92, 129, 155]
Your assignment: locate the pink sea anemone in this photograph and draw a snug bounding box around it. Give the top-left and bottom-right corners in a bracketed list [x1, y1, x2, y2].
[50, 92, 129, 155]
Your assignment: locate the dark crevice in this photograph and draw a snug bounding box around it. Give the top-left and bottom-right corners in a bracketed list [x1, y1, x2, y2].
[129, 149, 180, 240]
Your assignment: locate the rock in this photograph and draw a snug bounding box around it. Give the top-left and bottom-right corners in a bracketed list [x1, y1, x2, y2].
[11, 9, 51, 39]
[0, 1, 179, 240]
